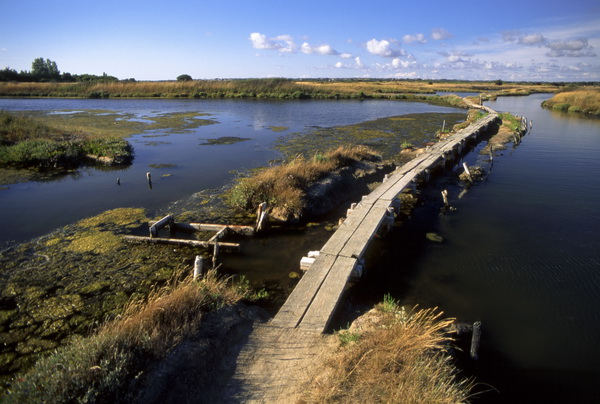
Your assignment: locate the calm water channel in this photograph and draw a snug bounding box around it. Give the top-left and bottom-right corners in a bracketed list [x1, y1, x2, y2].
[1, 95, 599, 401]
[354, 94, 600, 402]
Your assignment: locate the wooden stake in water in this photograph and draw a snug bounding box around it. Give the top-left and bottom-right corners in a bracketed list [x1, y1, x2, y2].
[470, 321, 482, 360]
[441, 190, 449, 207]
[255, 202, 268, 232]
[442, 120, 446, 133]
[147, 172, 152, 190]
[462, 162, 472, 182]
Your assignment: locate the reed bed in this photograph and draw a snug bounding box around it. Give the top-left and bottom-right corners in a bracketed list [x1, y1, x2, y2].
[3, 271, 250, 403]
[542, 88, 600, 115]
[303, 303, 474, 403]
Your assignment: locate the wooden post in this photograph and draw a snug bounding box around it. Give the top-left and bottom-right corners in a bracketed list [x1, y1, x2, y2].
[212, 242, 219, 269]
[117, 178, 121, 186]
[442, 120, 446, 133]
[255, 202, 268, 232]
[462, 162, 472, 182]
[470, 321, 482, 360]
[489, 144, 494, 161]
[147, 172, 152, 190]
[193, 255, 204, 279]
[441, 190, 449, 207]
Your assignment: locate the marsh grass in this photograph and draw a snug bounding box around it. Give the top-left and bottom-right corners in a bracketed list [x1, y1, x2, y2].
[0, 79, 563, 100]
[304, 306, 473, 403]
[227, 145, 380, 219]
[3, 270, 250, 403]
[0, 111, 132, 168]
[541, 88, 600, 115]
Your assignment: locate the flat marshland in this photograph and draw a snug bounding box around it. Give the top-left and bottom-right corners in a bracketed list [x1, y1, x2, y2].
[0, 78, 564, 99]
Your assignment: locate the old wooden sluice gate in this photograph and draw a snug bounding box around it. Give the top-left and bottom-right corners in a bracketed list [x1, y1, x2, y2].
[272, 107, 517, 333]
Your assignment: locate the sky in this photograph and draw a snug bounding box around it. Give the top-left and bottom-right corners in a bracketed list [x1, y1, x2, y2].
[1, 0, 599, 82]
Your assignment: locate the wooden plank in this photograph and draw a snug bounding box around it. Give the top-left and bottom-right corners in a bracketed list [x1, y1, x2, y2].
[339, 199, 390, 259]
[271, 253, 337, 328]
[320, 206, 370, 255]
[148, 222, 255, 236]
[149, 215, 173, 238]
[123, 235, 240, 252]
[298, 255, 357, 332]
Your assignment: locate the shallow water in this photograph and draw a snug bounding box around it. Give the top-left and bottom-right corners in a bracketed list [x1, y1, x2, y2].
[354, 94, 600, 402]
[0, 98, 463, 246]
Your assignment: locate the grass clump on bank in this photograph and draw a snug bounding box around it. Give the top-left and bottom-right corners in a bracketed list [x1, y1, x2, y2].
[0, 111, 132, 169]
[541, 88, 600, 115]
[3, 271, 251, 403]
[227, 145, 381, 220]
[304, 301, 473, 403]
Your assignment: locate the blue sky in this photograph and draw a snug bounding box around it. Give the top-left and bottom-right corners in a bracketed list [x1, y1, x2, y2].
[1, 0, 599, 81]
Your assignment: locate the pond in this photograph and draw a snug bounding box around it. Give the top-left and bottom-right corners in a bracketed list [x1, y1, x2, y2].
[0, 98, 463, 246]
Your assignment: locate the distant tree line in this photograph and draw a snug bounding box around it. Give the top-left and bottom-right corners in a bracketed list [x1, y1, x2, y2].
[0, 57, 130, 83]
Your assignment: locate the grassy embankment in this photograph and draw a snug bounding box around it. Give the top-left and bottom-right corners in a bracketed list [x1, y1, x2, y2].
[541, 88, 600, 115]
[0, 78, 563, 100]
[0, 111, 132, 169]
[303, 298, 474, 403]
[2, 271, 253, 403]
[227, 145, 381, 221]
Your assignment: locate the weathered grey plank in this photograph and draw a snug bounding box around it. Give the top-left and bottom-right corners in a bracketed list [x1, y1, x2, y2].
[270, 253, 337, 328]
[320, 206, 370, 255]
[298, 255, 357, 332]
[339, 199, 391, 259]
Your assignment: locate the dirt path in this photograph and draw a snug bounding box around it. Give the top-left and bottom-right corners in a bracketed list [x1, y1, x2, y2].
[222, 324, 337, 403]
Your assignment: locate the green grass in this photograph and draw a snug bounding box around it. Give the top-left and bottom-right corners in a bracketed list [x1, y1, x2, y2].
[0, 111, 132, 169]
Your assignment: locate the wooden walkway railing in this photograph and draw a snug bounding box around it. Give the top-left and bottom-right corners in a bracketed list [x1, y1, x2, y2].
[271, 109, 500, 333]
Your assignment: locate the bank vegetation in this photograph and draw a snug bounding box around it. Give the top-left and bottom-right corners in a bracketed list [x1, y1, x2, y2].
[0, 111, 132, 169]
[541, 88, 600, 115]
[2, 271, 255, 403]
[303, 301, 474, 403]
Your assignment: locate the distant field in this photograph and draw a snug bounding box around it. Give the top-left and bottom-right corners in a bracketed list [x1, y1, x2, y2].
[0, 78, 566, 100]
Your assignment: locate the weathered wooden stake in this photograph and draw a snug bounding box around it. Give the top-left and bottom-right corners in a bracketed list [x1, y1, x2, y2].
[489, 145, 494, 161]
[255, 202, 268, 232]
[212, 242, 219, 269]
[193, 255, 204, 279]
[470, 321, 482, 360]
[117, 178, 121, 186]
[462, 162, 472, 182]
[147, 172, 152, 189]
[442, 120, 446, 133]
[441, 189, 449, 207]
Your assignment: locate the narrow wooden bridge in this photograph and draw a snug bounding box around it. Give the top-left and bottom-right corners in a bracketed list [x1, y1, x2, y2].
[271, 106, 500, 333]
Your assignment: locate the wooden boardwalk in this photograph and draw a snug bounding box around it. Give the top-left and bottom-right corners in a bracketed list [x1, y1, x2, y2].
[271, 108, 499, 333]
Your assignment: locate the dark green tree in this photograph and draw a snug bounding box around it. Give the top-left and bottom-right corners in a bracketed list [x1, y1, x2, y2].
[31, 57, 60, 81]
[177, 74, 193, 82]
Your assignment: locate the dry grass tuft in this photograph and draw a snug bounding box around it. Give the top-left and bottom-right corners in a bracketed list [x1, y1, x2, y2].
[303, 306, 473, 403]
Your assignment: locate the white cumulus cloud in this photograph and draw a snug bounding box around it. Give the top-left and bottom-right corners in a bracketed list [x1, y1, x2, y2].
[518, 33, 545, 45]
[249, 32, 296, 53]
[366, 38, 404, 57]
[301, 42, 338, 55]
